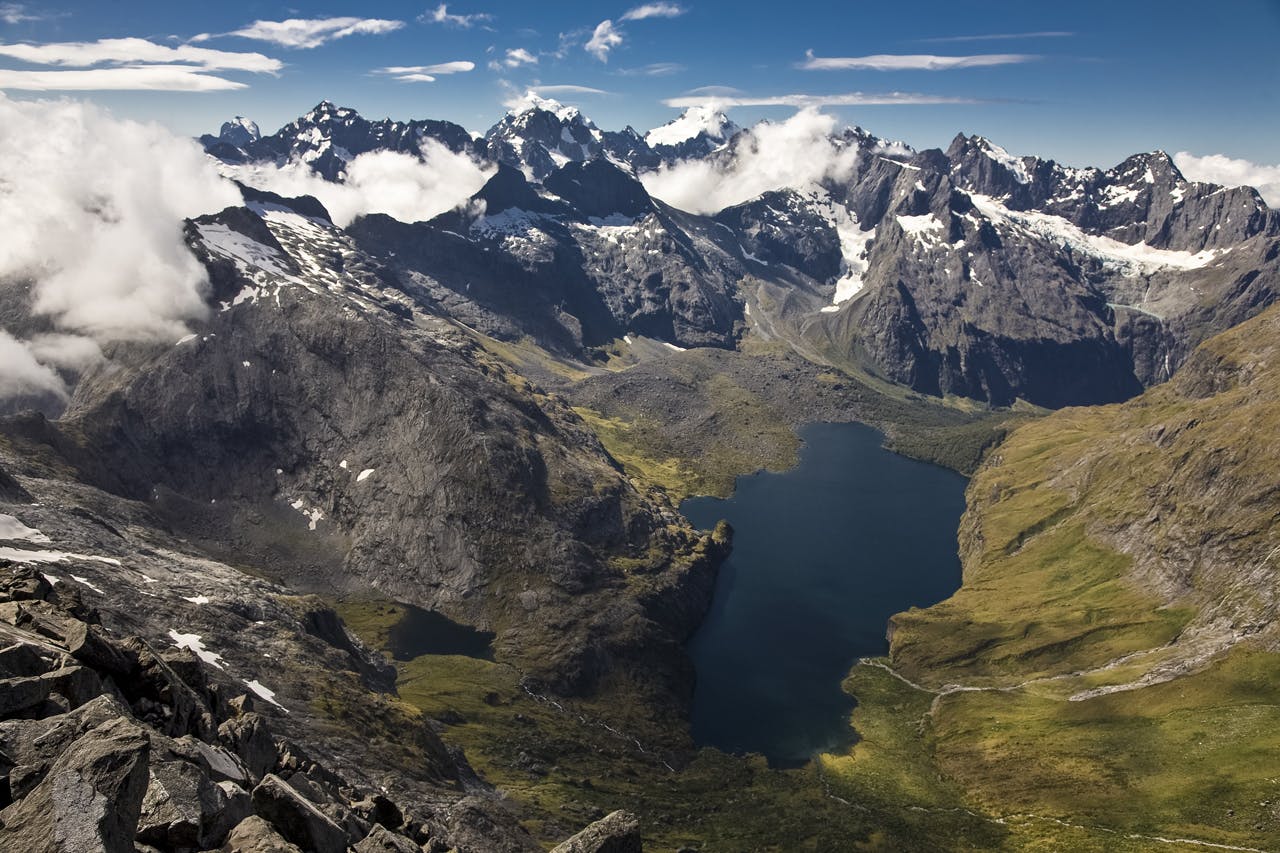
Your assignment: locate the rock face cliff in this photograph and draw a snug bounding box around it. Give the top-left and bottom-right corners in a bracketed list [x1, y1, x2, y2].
[0, 184, 733, 849]
[17, 190, 725, 704]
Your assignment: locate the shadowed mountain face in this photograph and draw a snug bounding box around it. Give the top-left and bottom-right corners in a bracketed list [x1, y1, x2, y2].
[204, 101, 1280, 408]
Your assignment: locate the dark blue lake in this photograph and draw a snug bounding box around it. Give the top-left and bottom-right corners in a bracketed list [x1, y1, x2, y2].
[680, 422, 968, 766]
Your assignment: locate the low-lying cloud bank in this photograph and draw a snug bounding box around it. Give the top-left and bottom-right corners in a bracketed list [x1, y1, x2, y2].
[1174, 152, 1280, 208]
[640, 108, 867, 214]
[0, 95, 492, 407]
[224, 140, 494, 227]
[0, 94, 241, 407]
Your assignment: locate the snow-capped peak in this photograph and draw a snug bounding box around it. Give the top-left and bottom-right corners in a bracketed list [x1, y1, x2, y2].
[219, 116, 260, 147]
[973, 135, 1032, 184]
[506, 91, 589, 125]
[645, 105, 739, 148]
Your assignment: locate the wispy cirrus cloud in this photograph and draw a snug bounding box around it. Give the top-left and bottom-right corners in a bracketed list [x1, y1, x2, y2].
[664, 90, 987, 109]
[533, 84, 609, 97]
[375, 60, 474, 83]
[585, 20, 624, 62]
[194, 17, 404, 50]
[0, 3, 57, 24]
[0, 37, 281, 91]
[419, 4, 493, 28]
[799, 50, 1037, 71]
[683, 84, 742, 97]
[488, 47, 537, 70]
[501, 85, 609, 112]
[618, 61, 685, 76]
[620, 3, 686, 21]
[0, 38, 282, 72]
[917, 31, 1074, 43]
[0, 66, 250, 91]
[1174, 152, 1280, 207]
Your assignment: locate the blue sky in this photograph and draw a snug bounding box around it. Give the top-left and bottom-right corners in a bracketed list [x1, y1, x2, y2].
[0, 0, 1276, 169]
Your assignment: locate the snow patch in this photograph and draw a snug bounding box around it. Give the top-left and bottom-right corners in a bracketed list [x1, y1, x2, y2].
[878, 157, 920, 171]
[1101, 184, 1141, 207]
[0, 547, 120, 566]
[896, 214, 946, 248]
[356, 469, 375, 483]
[831, 214, 876, 304]
[197, 223, 295, 279]
[169, 630, 225, 669]
[71, 575, 104, 594]
[183, 595, 211, 605]
[969, 193, 1223, 274]
[0, 514, 50, 544]
[979, 139, 1032, 184]
[244, 679, 287, 710]
[289, 499, 324, 530]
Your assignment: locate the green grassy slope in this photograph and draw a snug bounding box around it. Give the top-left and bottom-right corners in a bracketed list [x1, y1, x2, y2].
[862, 302, 1280, 849]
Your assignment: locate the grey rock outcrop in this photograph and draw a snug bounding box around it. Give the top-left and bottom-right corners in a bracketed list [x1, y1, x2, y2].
[221, 815, 305, 853]
[0, 717, 150, 853]
[354, 824, 423, 853]
[551, 810, 643, 853]
[250, 774, 349, 853]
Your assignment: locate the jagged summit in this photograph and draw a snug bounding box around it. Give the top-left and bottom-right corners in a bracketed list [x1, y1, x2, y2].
[218, 116, 260, 148]
[645, 105, 740, 149]
[501, 91, 593, 125]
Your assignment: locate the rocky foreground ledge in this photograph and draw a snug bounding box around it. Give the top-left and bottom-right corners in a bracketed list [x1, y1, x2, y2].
[0, 563, 642, 853]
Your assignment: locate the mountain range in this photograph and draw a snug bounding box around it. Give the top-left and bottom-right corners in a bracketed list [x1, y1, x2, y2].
[0, 96, 1277, 851]
[204, 98, 1280, 408]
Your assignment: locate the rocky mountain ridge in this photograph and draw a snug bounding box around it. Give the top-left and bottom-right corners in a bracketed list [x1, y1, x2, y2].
[203, 100, 1280, 408]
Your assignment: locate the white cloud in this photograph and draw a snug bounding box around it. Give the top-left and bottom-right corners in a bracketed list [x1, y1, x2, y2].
[501, 47, 537, 67]
[918, 31, 1074, 43]
[1174, 152, 1280, 207]
[683, 85, 743, 96]
[664, 91, 981, 109]
[375, 60, 475, 82]
[640, 108, 863, 214]
[0, 37, 282, 91]
[618, 62, 685, 76]
[533, 84, 609, 97]
[0, 37, 283, 72]
[0, 66, 250, 91]
[620, 3, 686, 21]
[225, 140, 494, 228]
[203, 17, 404, 49]
[799, 51, 1036, 71]
[0, 94, 240, 396]
[585, 20, 623, 62]
[0, 331, 69, 404]
[420, 4, 493, 28]
[24, 334, 104, 370]
[0, 3, 55, 24]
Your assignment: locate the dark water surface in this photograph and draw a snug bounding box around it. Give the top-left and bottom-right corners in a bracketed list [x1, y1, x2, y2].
[681, 422, 967, 766]
[386, 605, 496, 661]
